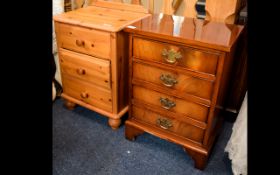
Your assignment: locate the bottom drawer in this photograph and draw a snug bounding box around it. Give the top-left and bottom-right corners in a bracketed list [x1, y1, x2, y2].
[131, 105, 204, 143]
[62, 75, 113, 112]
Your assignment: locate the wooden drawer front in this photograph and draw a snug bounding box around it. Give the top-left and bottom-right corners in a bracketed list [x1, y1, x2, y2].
[62, 75, 112, 112]
[133, 86, 209, 122]
[133, 62, 213, 100]
[132, 105, 204, 143]
[133, 37, 219, 74]
[57, 23, 111, 59]
[59, 49, 111, 89]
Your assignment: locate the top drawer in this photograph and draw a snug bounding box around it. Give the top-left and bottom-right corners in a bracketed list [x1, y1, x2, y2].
[133, 37, 219, 75]
[55, 22, 111, 59]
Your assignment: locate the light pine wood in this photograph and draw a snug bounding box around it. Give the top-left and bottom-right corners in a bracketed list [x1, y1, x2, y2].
[110, 32, 118, 115]
[62, 74, 113, 112]
[205, 0, 242, 24]
[62, 93, 129, 119]
[59, 48, 111, 89]
[108, 118, 122, 130]
[132, 61, 214, 100]
[54, 3, 150, 129]
[56, 22, 111, 59]
[133, 37, 220, 74]
[125, 14, 244, 170]
[53, 6, 151, 32]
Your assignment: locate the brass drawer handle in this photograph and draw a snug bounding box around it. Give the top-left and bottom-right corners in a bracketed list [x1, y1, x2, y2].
[80, 92, 89, 99]
[159, 97, 176, 110]
[156, 117, 173, 130]
[77, 68, 86, 75]
[161, 48, 182, 64]
[76, 39, 85, 47]
[160, 74, 178, 87]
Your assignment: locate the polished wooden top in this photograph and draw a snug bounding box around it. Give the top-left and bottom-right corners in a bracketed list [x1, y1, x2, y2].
[53, 5, 150, 32]
[124, 14, 244, 52]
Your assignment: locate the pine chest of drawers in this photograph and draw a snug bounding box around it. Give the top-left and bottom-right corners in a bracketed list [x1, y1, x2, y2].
[124, 14, 244, 169]
[53, 1, 150, 129]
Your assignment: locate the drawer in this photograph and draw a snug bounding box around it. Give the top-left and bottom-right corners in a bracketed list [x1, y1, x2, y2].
[57, 23, 111, 59]
[133, 85, 209, 122]
[133, 37, 219, 75]
[132, 105, 204, 143]
[133, 62, 213, 100]
[59, 49, 111, 89]
[62, 75, 112, 112]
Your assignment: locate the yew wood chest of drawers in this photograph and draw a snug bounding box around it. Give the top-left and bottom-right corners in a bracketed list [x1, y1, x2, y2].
[53, 1, 150, 129]
[124, 14, 244, 169]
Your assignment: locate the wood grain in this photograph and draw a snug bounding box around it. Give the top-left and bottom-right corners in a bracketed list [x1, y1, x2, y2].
[56, 22, 111, 59]
[132, 61, 214, 100]
[132, 85, 209, 122]
[125, 119, 208, 154]
[133, 37, 220, 74]
[132, 98, 207, 129]
[53, 5, 151, 32]
[132, 78, 211, 106]
[54, 3, 150, 130]
[131, 105, 205, 143]
[124, 14, 244, 52]
[61, 93, 128, 119]
[62, 74, 113, 112]
[59, 48, 111, 89]
[124, 13, 243, 170]
[110, 32, 118, 114]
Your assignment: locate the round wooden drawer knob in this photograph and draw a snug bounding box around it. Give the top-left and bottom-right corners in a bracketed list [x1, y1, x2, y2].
[80, 92, 89, 98]
[77, 68, 86, 75]
[76, 39, 85, 47]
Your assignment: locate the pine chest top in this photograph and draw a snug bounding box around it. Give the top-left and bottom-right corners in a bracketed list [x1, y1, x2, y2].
[53, 3, 151, 32]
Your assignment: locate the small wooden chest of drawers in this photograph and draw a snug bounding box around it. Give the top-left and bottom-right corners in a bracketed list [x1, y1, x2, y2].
[53, 1, 150, 129]
[124, 14, 243, 169]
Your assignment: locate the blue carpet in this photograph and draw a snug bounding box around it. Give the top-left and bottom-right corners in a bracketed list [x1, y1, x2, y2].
[53, 98, 234, 175]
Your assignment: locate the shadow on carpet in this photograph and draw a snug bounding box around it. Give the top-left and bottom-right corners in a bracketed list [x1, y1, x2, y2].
[53, 98, 233, 175]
